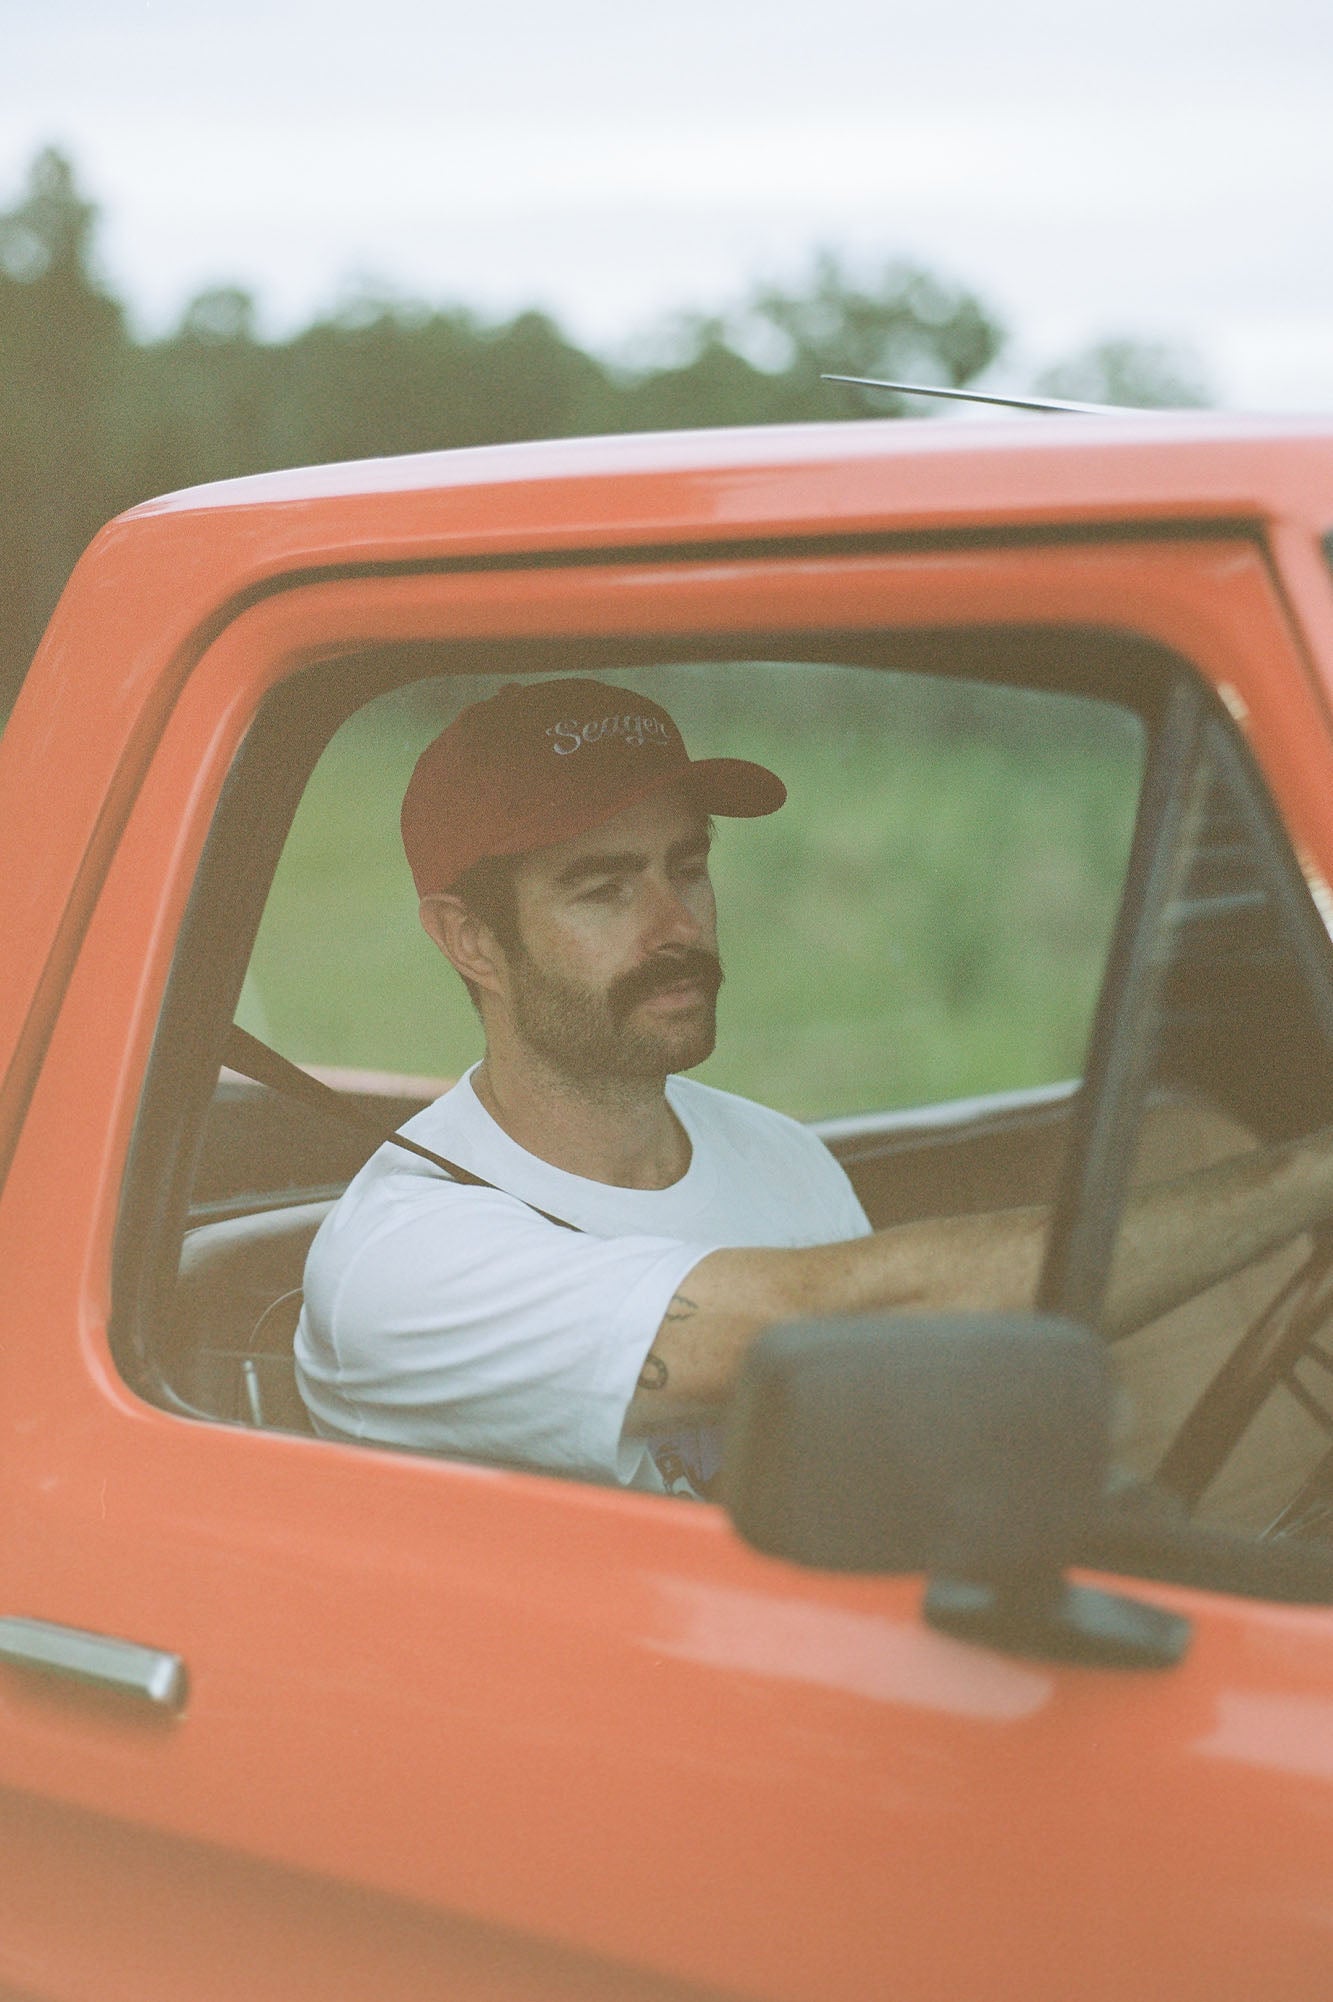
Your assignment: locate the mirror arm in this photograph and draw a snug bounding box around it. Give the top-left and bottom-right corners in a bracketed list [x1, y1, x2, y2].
[924, 1573, 1190, 1670]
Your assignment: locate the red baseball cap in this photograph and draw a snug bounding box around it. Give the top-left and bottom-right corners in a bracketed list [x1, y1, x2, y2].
[402, 678, 786, 897]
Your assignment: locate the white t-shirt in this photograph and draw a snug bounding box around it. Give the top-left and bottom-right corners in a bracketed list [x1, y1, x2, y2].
[295, 1069, 870, 1494]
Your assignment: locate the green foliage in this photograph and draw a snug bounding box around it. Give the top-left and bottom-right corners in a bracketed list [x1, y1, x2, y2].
[0, 150, 1006, 717]
[744, 253, 1004, 412]
[0, 150, 129, 700]
[0, 142, 1208, 727]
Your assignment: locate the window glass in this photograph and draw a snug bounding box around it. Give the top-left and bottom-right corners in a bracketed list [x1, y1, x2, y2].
[1103, 717, 1333, 1538]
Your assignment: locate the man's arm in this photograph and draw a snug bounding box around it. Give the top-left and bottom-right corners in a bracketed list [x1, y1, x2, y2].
[625, 1126, 1333, 1432]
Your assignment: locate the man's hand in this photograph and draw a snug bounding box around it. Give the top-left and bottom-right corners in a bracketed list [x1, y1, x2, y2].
[1101, 1121, 1333, 1339]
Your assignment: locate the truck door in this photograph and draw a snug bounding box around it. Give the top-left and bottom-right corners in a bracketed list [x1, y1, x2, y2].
[1, 537, 1333, 2002]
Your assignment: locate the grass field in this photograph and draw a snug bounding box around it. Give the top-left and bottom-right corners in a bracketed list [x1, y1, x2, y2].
[240, 664, 1144, 1120]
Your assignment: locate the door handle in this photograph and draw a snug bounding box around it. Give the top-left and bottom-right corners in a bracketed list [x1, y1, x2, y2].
[0, 1617, 187, 1711]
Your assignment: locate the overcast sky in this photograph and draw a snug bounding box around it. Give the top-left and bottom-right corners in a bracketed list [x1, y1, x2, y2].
[6, 0, 1333, 408]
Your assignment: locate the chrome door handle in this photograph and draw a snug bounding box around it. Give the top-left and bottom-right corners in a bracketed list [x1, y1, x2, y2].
[0, 1617, 187, 1711]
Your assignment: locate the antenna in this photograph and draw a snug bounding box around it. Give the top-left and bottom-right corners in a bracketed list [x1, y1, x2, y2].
[822, 375, 1150, 417]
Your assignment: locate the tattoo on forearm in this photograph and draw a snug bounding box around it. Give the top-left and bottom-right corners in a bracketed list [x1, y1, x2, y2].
[638, 1352, 669, 1391]
[638, 1296, 697, 1391]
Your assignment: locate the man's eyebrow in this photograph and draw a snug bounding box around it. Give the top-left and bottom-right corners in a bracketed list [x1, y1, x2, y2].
[554, 849, 643, 888]
[554, 826, 712, 889]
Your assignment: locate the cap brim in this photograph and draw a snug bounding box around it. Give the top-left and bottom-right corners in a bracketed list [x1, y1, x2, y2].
[687, 756, 787, 818]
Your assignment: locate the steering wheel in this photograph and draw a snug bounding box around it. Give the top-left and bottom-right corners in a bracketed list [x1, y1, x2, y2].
[1139, 1227, 1333, 1534]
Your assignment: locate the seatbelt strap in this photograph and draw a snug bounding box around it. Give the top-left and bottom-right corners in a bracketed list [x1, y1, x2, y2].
[223, 1024, 581, 1233]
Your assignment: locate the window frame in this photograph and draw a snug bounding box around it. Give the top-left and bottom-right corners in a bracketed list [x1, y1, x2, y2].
[1060, 681, 1333, 1600]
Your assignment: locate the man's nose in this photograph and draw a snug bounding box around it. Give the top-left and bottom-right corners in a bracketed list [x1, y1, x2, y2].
[641, 873, 704, 947]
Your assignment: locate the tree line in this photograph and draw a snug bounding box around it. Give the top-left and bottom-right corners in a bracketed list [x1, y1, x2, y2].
[0, 147, 1208, 718]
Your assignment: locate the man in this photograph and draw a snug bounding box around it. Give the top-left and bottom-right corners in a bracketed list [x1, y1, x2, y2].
[296, 677, 1333, 1495]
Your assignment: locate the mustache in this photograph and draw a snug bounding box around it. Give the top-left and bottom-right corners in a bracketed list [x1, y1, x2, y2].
[608, 947, 724, 1019]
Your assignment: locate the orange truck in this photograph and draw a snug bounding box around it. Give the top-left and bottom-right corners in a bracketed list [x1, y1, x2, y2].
[3, 415, 1333, 2000]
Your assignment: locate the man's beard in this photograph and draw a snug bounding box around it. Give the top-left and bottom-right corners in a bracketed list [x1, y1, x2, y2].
[506, 944, 724, 1085]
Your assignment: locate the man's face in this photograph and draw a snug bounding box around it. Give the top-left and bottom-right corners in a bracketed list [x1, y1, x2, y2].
[496, 784, 722, 1084]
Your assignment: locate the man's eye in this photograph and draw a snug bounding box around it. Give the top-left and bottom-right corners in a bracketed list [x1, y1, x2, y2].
[581, 879, 626, 903]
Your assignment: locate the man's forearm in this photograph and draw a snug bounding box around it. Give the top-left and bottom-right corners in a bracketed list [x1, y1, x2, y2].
[625, 1124, 1333, 1431]
[625, 1208, 1048, 1425]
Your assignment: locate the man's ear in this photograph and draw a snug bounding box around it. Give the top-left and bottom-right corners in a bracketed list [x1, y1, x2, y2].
[419, 894, 506, 996]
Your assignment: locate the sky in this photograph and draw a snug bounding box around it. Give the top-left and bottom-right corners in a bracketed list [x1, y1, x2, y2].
[5, 0, 1333, 409]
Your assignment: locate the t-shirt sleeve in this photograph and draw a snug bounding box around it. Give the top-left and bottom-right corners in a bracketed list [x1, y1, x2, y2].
[297, 1184, 710, 1485]
[823, 1155, 872, 1241]
[783, 1130, 871, 1243]
[763, 1113, 872, 1246]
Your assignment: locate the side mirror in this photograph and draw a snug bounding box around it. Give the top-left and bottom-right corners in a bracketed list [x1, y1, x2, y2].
[724, 1314, 1189, 1669]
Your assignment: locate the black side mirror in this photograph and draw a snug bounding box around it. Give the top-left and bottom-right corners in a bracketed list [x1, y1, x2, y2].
[724, 1314, 1189, 1669]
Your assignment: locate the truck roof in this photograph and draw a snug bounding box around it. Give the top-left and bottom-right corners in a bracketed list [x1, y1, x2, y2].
[121, 412, 1333, 555]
